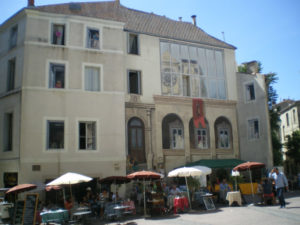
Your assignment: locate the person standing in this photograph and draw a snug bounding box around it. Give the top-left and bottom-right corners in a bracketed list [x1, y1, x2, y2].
[269, 167, 288, 208]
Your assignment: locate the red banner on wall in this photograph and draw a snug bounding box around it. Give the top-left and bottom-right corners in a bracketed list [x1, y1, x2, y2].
[193, 98, 205, 128]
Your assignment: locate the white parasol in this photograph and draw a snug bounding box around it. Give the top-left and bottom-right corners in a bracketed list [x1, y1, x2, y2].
[168, 166, 212, 208]
[46, 172, 92, 199]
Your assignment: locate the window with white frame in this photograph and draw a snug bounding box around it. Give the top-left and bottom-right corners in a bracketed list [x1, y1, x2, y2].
[10, 25, 18, 49]
[215, 117, 231, 149]
[51, 24, 65, 45]
[3, 113, 13, 151]
[248, 119, 259, 140]
[128, 70, 141, 94]
[195, 128, 208, 149]
[79, 122, 96, 150]
[245, 83, 255, 101]
[47, 121, 64, 149]
[160, 42, 226, 99]
[170, 127, 184, 149]
[49, 63, 65, 89]
[7, 58, 16, 92]
[128, 33, 139, 54]
[85, 66, 100, 91]
[87, 28, 99, 49]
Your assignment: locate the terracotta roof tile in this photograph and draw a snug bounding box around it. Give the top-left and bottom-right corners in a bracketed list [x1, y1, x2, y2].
[33, 1, 236, 49]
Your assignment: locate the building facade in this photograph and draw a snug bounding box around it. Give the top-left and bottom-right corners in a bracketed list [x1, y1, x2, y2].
[0, 0, 272, 188]
[276, 100, 300, 159]
[236, 71, 273, 168]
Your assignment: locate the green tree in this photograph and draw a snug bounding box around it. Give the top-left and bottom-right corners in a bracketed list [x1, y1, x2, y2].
[264, 72, 283, 165]
[285, 130, 300, 164]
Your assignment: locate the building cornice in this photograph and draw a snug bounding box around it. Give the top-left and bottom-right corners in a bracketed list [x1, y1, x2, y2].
[153, 95, 237, 107]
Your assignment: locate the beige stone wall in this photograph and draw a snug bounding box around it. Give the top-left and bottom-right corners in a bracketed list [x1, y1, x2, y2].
[236, 72, 273, 169]
[153, 96, 239, 173]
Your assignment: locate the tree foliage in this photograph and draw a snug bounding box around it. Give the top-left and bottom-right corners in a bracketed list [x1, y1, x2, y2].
[264, 72, 282, 165]
[285, 130, 300, 164]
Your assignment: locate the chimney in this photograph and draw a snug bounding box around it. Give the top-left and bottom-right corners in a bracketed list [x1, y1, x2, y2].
[179, 17, 182, 22]
[28, 0, 34, 7]
[115, 0, 120, 5]
[191, 15, 196, 26]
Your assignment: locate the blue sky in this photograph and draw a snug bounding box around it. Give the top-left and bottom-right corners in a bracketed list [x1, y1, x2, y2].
[1, 0, 299, 102]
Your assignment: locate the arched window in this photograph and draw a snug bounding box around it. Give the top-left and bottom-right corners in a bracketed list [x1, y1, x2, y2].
[214, 117, 232, 149]
[189, 118, 209, 149]
[162, 114, 184, 149]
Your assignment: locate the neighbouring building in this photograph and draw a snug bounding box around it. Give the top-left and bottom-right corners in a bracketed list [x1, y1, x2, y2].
[0, 0, 273, 189]
[236, 61, 273, 168]
[274, 99, 300, 176]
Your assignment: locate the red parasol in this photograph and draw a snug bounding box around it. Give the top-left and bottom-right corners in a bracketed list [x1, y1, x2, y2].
[233, 161, 265, 171]
[6, 184, 37, 195]
[233, 161, 265, 203]
[45, 185, 62, 191]
[127, 171, 162, 216]
[127, 170, 161, 180]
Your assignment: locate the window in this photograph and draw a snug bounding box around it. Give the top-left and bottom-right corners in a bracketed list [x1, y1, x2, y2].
[215, 117, 232, 149]
[128, 70, 141, 94]
[3, 113, 13, 151]
[10, 25, 18, 49]
[182, 75, 190, 96]
[189, 118, 209, 149]
[87, 28, 99, 49]
[195, 128, 208, 149]
[160, 42, 226, 99]
[128, 33, 139, 54]
[47, 121, 64, 149]
[171, 127, 184, 149]
[286, 113, 289, 126]
[79, 122, 96, 150]
[51, 24, 65, 45]
[7, 58, 16, 91]
[162, 115, 184, 149]
[293, 109, 296, 123]
[245, 83, 255, 101]
[85, 66, 100, 91]
[248, 119, 259, 140]
[49, 63, 65, 88]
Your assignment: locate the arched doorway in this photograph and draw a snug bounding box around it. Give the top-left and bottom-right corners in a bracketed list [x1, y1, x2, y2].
[128, 117, 146, 163]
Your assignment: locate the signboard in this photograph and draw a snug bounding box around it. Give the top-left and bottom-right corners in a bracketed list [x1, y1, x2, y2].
[203, 196, 215, 210]
[22, 193, 39, 225]
[13, 200, 24, 225]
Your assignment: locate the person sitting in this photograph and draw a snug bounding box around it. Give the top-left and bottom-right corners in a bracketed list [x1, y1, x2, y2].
[262, 178, 276, 205]
[64, 196, 74, 217]
[219, 179, 231, 203]
[169, 185, 181, 196]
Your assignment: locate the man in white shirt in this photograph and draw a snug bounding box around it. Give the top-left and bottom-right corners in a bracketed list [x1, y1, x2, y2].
[269, 167, 288, 208]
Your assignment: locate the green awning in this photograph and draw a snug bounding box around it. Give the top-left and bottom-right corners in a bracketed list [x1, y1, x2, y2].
[185, 159, 246, 169]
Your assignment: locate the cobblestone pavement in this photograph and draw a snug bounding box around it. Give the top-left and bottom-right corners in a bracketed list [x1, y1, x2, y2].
[91, 191, 300, 225]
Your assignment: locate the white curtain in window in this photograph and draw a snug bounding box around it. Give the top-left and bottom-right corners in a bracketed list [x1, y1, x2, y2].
[85, 67, 100, 91]
[49, 65, 55, 88]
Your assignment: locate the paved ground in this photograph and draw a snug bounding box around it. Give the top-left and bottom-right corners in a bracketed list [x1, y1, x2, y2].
[92, 191, 300, 225]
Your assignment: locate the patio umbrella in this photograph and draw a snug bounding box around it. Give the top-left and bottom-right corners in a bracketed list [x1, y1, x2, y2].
[168, 166, 212, 209]
[233, 161, 265, 202]
[6, 184, 37, 195]
[99, 176, 131, 203]
[46, 172, 92, 199]
[127, 171, 162, 216]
